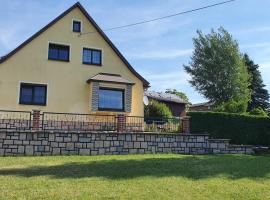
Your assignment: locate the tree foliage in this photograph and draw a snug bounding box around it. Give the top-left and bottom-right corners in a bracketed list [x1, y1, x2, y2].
[144, 100, 172, 118]
[214, 100, 247, 113]
[184, 27, 251, 110]
[243, 54, 270, 111]
[165, 89, 189, 103]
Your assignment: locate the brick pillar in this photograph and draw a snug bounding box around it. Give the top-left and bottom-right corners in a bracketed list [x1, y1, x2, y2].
[182, 116, 190, 134]
[117, 114, 126, 133]
[32, 110, 41, 131]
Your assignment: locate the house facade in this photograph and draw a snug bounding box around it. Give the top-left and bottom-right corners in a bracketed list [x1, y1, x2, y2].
[0, 2, 149, 117]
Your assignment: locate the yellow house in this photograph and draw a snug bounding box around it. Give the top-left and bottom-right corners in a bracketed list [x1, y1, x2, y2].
[0, 2, 149, 117]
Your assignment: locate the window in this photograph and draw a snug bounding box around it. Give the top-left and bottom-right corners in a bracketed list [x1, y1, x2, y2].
[73, 20, 81, 32]
[19, 83, 47, 105]
[83, 48, 102, 65]
[48, 43, 70, 61]
[98, 88, 124, 111]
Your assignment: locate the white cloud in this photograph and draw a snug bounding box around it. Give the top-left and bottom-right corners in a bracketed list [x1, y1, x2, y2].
[240, 42, 270, 49]
[0, 24, 25, 50]
[260, 61, 270, 70]
[256, 61, 270, 92]
[234, 26, 270, 36]
[143, 71, 189, 91]
[128, 49, 193, 60]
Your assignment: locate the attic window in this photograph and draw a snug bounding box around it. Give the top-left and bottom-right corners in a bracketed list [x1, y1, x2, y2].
[48, 43, 70, 62]
[83, 48, 102, 65]
[73, 20, 81, 32]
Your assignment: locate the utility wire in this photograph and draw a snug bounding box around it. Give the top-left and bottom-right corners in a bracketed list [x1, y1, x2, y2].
[80, 0, 237, 36]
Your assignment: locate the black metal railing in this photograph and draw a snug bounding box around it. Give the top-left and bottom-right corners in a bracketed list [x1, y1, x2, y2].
[0, 110, 183, 133]
[42, 112, 117, 131]
[125, 116, 182, 133]
[0, 110, 32, 130]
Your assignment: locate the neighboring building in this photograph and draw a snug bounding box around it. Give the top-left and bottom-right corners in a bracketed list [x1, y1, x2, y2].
[0, 2, 149, 116]
[189, 102, 214, 112]
[145, 91, 187, 117]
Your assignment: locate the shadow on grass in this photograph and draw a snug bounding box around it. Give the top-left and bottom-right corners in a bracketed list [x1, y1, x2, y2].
[0, 155, 270, 180]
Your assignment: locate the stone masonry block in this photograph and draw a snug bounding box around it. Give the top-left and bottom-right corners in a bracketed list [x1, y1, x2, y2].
[134, 142, 140, 148]
[141, 142, 147, 149]
[52, 148, 61, 155]
[25, 146, 34, 156]
[66, 143, 74, 150]
[72, 134, 78, 142]
[196, 136, 205, 143]
[0, 149, 4, 156]
[48, 134, 55, 141]
[4, 140, 13, 145]
[18, 146, 25, 154]
[104, 141, 110, 147]
[79, 149, 90, 156]
[0, 133, 6, 139]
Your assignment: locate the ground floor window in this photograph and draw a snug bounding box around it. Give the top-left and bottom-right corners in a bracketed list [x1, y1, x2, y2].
[19, 83, 47, 105]
[98, 88, 124, 111]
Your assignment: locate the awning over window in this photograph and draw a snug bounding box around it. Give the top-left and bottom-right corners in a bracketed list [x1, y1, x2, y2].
[86, 73, 135, 85]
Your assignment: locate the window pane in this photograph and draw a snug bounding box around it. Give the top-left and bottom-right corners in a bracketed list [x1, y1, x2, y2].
[92, 50, 101, 64]
[73, 21, 81, 32]
[99, 89, 123, 110]
[83, 49, 92, 63]
[48, 44, 69, 61]
[34, 86, 46, 104]
[20, 87, 33, 103]
[48, 48, 58, 60]
[59, 49, 69, 61]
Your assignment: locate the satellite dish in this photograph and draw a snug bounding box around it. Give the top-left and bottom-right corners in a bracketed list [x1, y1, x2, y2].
[143, 95, 149, 106]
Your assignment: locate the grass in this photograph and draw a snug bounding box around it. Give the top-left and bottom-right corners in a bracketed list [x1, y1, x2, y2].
[0, 154, 270, 200]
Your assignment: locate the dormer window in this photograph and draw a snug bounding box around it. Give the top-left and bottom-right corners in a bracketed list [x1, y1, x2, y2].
[73, 20, 81, 32]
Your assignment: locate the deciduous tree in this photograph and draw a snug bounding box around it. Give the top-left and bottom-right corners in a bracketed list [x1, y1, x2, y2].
[184, 27, 251, 110]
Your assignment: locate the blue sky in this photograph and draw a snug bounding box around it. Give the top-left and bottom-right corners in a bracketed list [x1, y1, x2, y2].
[1, 0, 270, 103]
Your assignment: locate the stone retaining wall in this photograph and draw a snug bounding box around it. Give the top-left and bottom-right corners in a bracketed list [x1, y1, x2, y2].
[0, 131, 253, 156]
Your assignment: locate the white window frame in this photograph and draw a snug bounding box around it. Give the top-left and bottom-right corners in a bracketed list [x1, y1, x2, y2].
[72, 19, 83, 33]
[82, 46, 103, 66]
[17, 81, 49, 106]
[47, 41, 71, 62]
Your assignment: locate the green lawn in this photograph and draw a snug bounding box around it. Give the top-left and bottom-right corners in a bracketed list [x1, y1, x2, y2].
[0, 154, 269, 200]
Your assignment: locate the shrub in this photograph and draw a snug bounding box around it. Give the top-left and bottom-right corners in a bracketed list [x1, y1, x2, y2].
[188, 111, 270, 145]
[145, 100, 172, 118]
[214, 100, 247, 113]
[249, 107, 268, 117]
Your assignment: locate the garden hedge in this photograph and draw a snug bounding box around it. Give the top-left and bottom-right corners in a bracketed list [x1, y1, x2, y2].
[188, 111, 270, 145]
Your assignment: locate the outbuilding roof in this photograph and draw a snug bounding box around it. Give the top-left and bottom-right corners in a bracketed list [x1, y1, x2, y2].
[191, 102, 213, 107]
[145, 91, 186, 104]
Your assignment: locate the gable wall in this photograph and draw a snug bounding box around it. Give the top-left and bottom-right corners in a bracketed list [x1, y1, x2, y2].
[0, 8, 144, 116]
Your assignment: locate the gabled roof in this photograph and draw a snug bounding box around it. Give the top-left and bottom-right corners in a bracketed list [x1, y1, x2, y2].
[87, 73, 135, 85]
[145, 91, 186, 104]
[0, 2, 150, 87]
